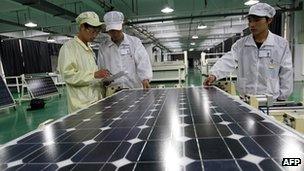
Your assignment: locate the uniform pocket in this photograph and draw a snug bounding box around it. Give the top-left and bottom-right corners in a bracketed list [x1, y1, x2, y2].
[268, 67, 279, 79]
[267, 77, 279, 96]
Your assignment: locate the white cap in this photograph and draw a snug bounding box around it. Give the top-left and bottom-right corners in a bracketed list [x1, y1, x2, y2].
[76, 11, 103, 27]
[103, 11, 124, 31]
[248, 3, 276, 18]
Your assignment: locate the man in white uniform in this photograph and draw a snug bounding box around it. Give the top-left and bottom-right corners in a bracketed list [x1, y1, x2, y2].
[97, 11, 152, 90]
[204, 3, 293, 101]
[58, 12, 110, 113]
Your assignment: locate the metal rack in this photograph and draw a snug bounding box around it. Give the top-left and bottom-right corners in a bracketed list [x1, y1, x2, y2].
[3, 75, 22, 94]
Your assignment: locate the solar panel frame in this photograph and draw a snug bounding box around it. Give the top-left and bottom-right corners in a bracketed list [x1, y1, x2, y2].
[1, 86, 304, 171]
[0, 75, 15, 110]
[24, 76, 59, 99]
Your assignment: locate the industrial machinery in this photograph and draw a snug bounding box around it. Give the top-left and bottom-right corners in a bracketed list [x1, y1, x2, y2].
[152, 61, 186, 87]
[151, 51, 188, 88]
[214, 80, 236, 95]
[201, 52, 228, 76]
[245, 94, 304, 133]
[101, 84, 123, 97]
[281, 110, 304, 132]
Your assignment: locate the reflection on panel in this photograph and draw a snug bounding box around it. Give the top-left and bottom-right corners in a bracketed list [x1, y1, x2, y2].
[1, 87, 304, 171]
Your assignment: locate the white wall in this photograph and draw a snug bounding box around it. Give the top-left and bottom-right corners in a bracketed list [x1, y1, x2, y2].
[293, 7, 304, 81]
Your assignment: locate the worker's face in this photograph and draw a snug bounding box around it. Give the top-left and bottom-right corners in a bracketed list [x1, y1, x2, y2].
[248, 16, 272, 36]
[80, 25, 101, 42]
[108, 30, 124, 43]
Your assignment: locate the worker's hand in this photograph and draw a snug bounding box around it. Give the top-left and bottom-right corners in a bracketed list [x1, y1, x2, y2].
[142, 79, 151, 90]
[94, 69, 111, 79]
[203, 75, 216, 86]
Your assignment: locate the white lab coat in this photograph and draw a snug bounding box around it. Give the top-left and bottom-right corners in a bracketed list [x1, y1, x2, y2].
[58, 36, 102, 113]
[97, 33, 152, 88]
[210, 31, 293, 100]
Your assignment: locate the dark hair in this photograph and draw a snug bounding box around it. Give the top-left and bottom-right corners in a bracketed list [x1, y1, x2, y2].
[265, 17, 270, 21]
[82, 23, 102, 29]
[247, 15, 271, 21]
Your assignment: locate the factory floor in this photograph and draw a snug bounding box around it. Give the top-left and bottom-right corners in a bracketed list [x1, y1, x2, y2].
[0, 68, 303, 145]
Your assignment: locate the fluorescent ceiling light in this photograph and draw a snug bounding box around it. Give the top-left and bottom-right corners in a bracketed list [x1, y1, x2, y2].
[47, 37, 55, 43]
[198, 25, 207, 29]
[190, 42, 195, 45]
[24, 21, 37, 28]
[192, 35, 198, 39]
[189, 48, 194, 51]
[161, 6, 174, 13]
[244, 0, 259, 6]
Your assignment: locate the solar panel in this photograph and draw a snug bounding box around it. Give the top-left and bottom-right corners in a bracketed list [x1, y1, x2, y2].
[1, 87, 304, 171]
[0, 75, 15, 109]
[25, 76, 59, 98]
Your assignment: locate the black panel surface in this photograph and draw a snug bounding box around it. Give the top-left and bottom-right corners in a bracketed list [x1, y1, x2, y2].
[1, 87, 304, 171]
[0, 75, 14, 108]
[25, 76, 58, 98]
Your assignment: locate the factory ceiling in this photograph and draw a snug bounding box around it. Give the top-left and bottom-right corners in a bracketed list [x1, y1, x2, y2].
[0, 0, 297, 52]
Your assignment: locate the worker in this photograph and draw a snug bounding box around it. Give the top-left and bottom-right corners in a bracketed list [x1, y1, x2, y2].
[204, 3, 293, 101]
[58, 11, 110, 113]
[97, 11, 153, 90]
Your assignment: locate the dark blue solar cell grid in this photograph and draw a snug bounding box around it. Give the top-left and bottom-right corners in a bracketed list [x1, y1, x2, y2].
[1, 87, 304, 171]
[0, 75, 14, 108]
[25, 76, 58, 98]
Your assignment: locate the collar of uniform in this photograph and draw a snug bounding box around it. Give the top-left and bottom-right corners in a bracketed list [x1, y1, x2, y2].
[74, 36, 93, 52]
[261, 31, 275, 47]
[244, 35, 256, 47]
[107, 33, 130, 47]
[245, 30, 274, 47]
[120, 33, 130, 45]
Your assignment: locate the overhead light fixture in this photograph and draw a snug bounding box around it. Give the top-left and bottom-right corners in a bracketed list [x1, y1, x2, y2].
[190, 42, 195, 45]
[24, 21, 37, 28]
[161, 6, 174, 13]
[192, 35, 198, 39]
[25, 8, 37, 28]
[189, 48, 194, 51]
[244, 0, 259, 6]
[198, 24, 207, 29]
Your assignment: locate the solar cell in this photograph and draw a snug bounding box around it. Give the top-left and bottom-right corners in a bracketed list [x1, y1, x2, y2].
[0, 75, 15, 109]
[25, 76, 58, 98]
[1, 87, 304, 171]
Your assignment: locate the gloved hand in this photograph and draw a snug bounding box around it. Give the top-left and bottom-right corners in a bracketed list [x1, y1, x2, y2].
[203, 75, 216, 86]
